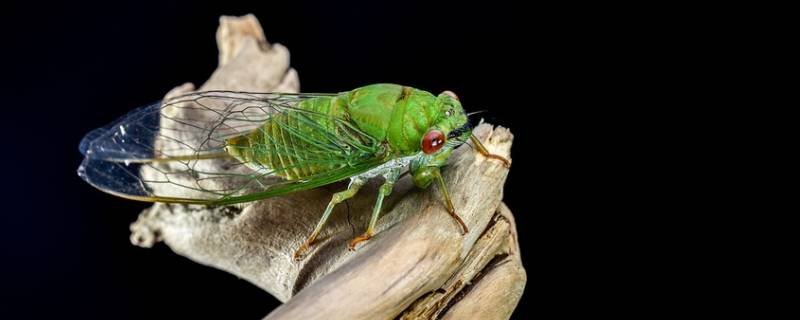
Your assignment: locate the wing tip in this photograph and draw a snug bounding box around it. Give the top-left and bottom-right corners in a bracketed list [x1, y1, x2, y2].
[78, 127, 107, 155]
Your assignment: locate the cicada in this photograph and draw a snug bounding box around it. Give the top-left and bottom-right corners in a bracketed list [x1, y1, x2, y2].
[78, 83, 509, 259]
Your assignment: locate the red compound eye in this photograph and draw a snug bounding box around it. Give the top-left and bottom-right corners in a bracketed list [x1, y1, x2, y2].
[442, 90, 459, 101]
[422, 129, 446, 154]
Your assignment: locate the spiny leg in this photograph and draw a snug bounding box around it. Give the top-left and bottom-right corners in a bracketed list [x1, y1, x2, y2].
[348, 168, 401, 250]
[294, 177, 366, 260]
[470, 134, 511, 167]
[433, 169, 469, 234]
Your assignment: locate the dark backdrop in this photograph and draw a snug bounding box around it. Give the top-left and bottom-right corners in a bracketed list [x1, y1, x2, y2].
[1, 1, 645, 319]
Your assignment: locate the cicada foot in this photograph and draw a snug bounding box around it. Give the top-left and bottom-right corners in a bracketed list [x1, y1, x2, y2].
[348, 233, 373, 251]
[482, 152, 511, 168]
[293, 239, 317, 261]
[447, 207, 470, 235]
[470, 134, 510, 168]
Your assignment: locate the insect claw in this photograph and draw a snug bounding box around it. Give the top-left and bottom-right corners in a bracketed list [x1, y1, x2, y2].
[482, 152, 511, 168]
[449, 209, 470, 235]
[348, 234, 372, 250]
[293, 240, 314, 261]
[469, 134, 511, 168]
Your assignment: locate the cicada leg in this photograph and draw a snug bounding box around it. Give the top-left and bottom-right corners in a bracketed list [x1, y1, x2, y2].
[348, 168, 401, 250]
[470, 134, 511, 168]
[433, 169, 469, 234]
[294, 177, 366, 260]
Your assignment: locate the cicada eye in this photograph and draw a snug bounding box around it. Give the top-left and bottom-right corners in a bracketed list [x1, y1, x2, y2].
[442, 90, 459, 101]
[421, 129, 446, 154]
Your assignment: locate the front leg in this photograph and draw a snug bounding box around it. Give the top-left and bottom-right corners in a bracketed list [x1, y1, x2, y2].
[470, 134, 511, 167]
[348, 168, 401, 250]
[432, 168, 469, 234]
[411, 166, 469, 235]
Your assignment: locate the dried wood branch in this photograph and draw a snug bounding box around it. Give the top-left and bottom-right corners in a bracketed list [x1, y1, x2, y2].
[128, 14, 525, 320]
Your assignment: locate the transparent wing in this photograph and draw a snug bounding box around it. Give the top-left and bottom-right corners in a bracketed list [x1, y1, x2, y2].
[77, 90, 386, 205]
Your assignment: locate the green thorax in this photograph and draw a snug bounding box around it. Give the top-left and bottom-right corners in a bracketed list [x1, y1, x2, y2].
[345, 83, 440, 155]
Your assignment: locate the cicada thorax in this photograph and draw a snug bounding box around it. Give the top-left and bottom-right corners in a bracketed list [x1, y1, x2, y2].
[225, 94, 363, 180]
[346, 84, 440, 156]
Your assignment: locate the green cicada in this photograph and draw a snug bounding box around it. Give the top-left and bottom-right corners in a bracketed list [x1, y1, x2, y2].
[78, 83, 509, 258]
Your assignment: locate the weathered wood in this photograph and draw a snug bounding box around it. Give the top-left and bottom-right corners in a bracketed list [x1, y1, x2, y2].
[128, 14, 525, 319]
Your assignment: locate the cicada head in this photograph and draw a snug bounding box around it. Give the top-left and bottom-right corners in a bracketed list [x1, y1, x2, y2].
[420, 90, 471, 155]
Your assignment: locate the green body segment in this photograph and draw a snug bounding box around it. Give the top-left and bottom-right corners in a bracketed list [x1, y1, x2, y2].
[224, 84, 442, 179]
[347, 84, 441, 154]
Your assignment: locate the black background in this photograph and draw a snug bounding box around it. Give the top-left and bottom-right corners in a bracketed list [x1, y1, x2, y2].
[1, 1, 677, 319]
